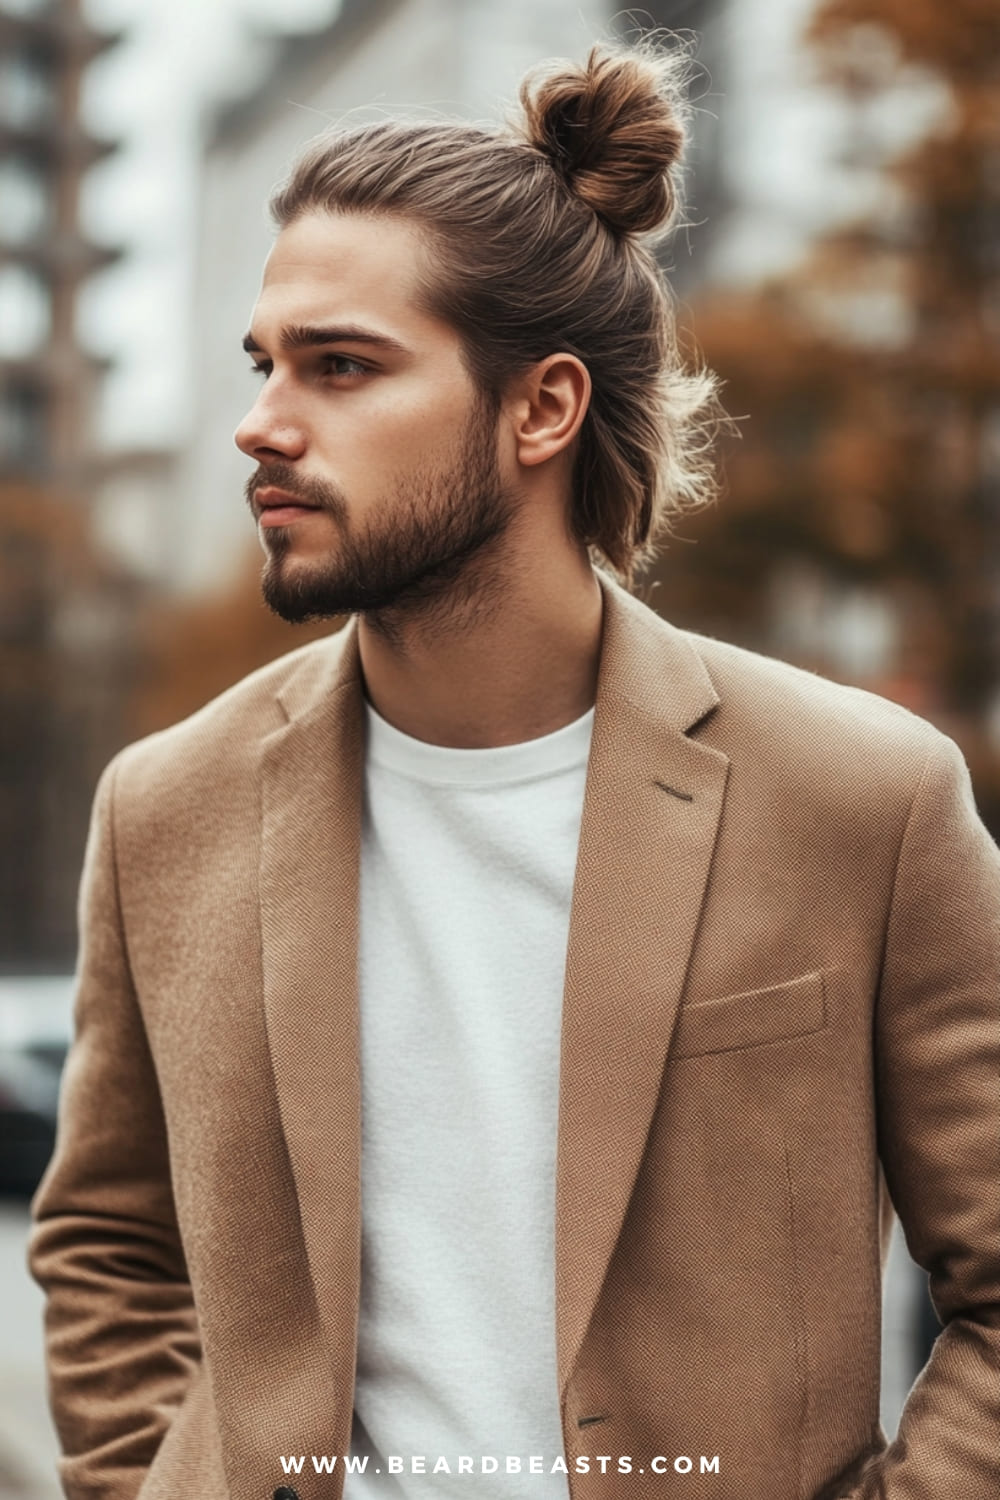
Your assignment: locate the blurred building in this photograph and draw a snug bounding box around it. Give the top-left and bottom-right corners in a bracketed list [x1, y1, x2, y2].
[0, 0, 132, 970]
[0, 0, 120, 481]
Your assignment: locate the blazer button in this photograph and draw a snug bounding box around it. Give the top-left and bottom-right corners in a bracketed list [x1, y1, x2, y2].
[274, 1489, 300, 1500]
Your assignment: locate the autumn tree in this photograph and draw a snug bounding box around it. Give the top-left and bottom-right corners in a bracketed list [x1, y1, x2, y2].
[648, 0, 1000, 824]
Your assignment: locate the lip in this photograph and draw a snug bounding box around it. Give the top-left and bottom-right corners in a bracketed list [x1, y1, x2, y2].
[254, 486, 322, 526]
[255, 485, 318, 511]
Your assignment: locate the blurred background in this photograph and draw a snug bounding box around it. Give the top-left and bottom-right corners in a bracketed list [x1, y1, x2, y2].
[1, 0, 996, 1492]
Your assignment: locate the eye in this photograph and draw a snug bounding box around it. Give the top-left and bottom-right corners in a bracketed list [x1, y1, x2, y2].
[246, 353, 370, 381]
[324, 354, 368, 378]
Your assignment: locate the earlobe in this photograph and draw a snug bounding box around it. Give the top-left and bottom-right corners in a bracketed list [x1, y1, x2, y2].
[514, 354, 591, 469]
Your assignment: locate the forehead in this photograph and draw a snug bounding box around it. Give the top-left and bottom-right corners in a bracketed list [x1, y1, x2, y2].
[251, 210, 445, 344]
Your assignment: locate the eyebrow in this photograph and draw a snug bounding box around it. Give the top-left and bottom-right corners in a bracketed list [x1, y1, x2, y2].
[241, 323, 408, 356]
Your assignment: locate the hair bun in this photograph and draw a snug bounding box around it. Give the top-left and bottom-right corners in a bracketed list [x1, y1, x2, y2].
[518, 43, 689, 237]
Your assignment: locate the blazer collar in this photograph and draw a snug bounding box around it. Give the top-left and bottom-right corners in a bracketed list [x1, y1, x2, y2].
[554, 576, 729, 1396]
[259, 621, 366, 1459]
[258, 575, 729, 1426]
[269, 573, 720, 734]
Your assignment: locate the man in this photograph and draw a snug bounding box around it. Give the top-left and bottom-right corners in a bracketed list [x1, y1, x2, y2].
[30, 41, 1000, 1500]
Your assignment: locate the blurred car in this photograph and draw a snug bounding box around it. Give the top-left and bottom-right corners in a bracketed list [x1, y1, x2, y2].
[0, 975, 74, 1196]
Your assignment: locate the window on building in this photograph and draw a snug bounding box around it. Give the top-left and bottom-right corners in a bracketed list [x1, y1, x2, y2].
[0, 381, 46, 473]
[0, 264, 51, 357]
[0, 156, 50, 243]
[0, 0, 55, 15]
[0, 45, 57, 130]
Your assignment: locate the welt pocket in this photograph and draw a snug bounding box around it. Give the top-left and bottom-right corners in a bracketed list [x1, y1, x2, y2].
[669, 969, 827, 1060]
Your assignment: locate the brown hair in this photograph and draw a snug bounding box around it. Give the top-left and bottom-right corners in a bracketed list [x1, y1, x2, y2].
[270, 41, 721, 585]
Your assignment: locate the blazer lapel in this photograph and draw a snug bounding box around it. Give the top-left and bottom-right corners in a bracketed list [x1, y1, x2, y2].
[258, 619, 365, 1455]
[556, 578, 730, 1395]
[253, 587, 728, 1427]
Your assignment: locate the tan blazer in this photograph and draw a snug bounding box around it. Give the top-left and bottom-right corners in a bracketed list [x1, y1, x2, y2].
[30, 575, 1000, 1500]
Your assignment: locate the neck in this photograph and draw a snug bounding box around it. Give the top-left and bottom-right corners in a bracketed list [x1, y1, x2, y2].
[357, 545, 604, 749]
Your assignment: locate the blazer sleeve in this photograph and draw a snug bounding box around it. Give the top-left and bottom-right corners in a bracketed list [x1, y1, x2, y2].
[840, 731, 1000, 1498]
[28, 757, 201, 1500]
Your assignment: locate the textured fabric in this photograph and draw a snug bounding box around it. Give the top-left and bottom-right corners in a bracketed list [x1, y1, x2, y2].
[27, 574, 1000, 1500]
[347, 701, 592, 1496]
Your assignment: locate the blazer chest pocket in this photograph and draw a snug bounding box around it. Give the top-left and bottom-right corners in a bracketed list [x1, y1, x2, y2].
[670, 969, 827, 1060]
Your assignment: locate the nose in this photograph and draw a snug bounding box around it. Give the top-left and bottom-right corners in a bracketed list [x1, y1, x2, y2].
[234, 385, 307, 462]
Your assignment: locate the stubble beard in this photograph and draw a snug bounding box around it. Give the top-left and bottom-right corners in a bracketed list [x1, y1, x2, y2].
[250, 394, 517, 634]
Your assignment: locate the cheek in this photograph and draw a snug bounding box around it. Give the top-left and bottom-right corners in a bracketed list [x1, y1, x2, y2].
[343, 417, 455, 490]
[309, 369, 481, 484]
[376, 400, 457, 453]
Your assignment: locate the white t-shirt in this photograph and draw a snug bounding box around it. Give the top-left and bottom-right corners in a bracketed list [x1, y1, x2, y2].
[343, 700, 594, 1498]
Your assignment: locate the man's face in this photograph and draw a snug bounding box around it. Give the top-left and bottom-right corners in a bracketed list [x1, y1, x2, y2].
[234, 210, 516, 624]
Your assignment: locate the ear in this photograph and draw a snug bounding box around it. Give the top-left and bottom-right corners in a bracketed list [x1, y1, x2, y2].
[507, 354, 591, 469]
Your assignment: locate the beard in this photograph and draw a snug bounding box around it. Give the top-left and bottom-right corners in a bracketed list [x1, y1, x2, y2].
[245, 393, 517, 628]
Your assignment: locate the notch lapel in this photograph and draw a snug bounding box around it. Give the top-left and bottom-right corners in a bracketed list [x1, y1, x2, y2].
[556, 580, 730, 1394]
[258, 620, 364, 1455]
[253, 588, 728, 1425]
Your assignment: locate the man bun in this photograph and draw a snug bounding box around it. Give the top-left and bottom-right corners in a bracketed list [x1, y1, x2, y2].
[517, 42, 689, 237]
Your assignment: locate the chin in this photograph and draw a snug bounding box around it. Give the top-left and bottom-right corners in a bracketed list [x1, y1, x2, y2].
[260, 551, 346, 624]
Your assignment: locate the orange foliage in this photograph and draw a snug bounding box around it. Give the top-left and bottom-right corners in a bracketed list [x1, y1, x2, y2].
[648, 0, 1000, 826]
[131, 545, 339, 739]
[808, 0, 1000, 77]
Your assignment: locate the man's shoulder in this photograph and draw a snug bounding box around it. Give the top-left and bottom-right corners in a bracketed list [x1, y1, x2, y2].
[679, 623, 948, 783]
[613, 583, 945, 778]
[107, 628, 348, 807]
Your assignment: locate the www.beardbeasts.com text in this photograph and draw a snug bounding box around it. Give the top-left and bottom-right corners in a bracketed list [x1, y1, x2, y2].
[278, 1454, 721, 1478]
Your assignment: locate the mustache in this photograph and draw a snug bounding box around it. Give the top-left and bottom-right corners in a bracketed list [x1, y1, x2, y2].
[244, 462, 348, 518]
